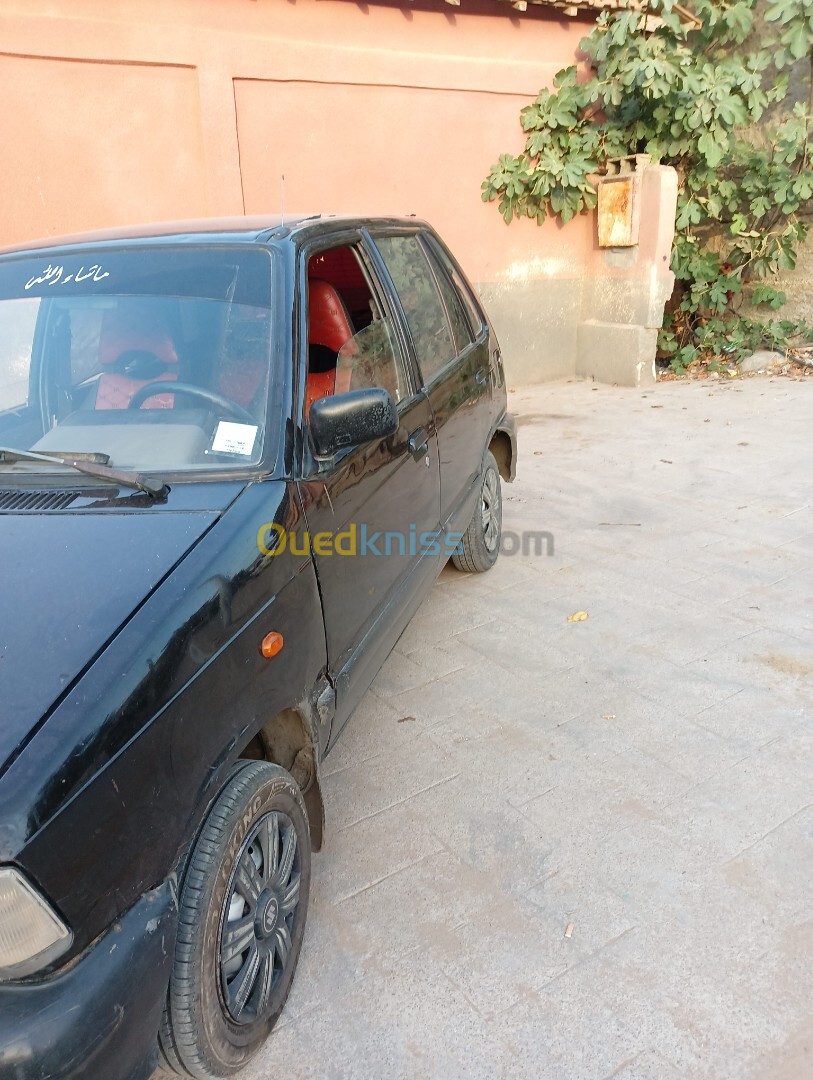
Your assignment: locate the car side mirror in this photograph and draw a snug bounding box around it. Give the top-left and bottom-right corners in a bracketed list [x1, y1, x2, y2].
[309, 388, 398, 458]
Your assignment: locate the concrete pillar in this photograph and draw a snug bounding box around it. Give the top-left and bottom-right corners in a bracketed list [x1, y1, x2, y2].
[576, 161, 678, 387]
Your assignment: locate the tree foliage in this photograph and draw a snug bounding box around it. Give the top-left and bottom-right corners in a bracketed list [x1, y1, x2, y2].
[482, 0, 813, 372]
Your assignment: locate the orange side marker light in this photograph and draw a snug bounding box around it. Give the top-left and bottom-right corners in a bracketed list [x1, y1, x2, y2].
[260, 632, 284, 658]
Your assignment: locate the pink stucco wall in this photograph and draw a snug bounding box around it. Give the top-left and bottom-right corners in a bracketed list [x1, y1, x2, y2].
[0, 0, 601, 380]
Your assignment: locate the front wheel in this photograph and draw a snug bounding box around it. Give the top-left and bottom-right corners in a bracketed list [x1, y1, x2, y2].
[160, 761, 311, 1078]
[452, 448, 502, 573]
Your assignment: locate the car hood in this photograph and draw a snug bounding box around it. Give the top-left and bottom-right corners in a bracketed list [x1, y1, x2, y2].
[0, 509, 219, 771]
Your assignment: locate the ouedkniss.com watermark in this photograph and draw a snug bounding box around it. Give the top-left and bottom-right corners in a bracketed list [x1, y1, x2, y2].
[257, 523, 553, 558]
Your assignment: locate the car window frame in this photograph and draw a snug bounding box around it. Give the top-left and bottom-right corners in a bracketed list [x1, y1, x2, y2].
[297, 230, 421, 479]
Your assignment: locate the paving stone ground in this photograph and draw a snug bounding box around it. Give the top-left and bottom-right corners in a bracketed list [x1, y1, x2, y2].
[193, 377, 813, 1080]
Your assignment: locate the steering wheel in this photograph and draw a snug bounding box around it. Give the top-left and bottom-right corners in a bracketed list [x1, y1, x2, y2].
[127, 381, 257, 425]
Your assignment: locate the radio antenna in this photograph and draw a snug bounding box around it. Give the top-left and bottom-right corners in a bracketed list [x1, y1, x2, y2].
[280, 174, 285, 227]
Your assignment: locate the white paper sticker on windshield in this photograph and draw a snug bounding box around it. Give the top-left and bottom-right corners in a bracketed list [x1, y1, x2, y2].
[212, 421, 258, 456]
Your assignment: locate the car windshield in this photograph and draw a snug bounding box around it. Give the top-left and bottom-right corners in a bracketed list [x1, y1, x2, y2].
[0, 244, 275, 477]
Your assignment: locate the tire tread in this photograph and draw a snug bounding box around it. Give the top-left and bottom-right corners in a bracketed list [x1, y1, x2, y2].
[451, 449, 502, 574]
[161, 761, 309, 1079]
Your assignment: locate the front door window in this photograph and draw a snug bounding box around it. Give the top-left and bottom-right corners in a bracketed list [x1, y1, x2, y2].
[304, 243, 410, 418]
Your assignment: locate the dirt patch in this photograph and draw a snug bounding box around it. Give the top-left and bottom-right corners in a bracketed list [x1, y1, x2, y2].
[754, 653, 813, 679]
[516, 412, 575, 426]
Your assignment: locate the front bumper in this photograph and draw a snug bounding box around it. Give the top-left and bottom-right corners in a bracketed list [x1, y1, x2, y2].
[0, 879, 178, 1080]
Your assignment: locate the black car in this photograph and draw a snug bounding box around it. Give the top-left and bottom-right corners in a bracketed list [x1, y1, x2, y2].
[0, 216, 515, 1079]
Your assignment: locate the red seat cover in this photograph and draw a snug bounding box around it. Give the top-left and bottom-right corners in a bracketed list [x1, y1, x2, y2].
[308, 280, 355, 355]
[94, 303, 179, 410]
[305, 369, 336, 414]
[306, 279, 356, 415]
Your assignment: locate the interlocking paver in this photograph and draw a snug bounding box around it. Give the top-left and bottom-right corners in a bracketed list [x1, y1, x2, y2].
[161, 376, 813, 1080]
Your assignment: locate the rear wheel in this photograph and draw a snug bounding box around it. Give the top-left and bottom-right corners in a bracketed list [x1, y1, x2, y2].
[452, 449, 502, 573]
[160, 761, 311, 1078]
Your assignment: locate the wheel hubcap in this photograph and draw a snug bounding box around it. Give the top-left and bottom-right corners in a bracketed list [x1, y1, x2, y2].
[257, 892, 280, 938]
[481, 467, 501, 553]
[219, 810, 301, 1024]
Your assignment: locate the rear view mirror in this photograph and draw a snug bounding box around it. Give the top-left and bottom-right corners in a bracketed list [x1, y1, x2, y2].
[309, 388, 398, 458]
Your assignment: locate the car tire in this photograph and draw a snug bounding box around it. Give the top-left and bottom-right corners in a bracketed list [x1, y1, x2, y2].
[452, 449, 502, 573]
[159, 761, 311, 1079]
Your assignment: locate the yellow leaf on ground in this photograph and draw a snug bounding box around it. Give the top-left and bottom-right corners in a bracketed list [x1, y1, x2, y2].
[567, 611, 589, 622]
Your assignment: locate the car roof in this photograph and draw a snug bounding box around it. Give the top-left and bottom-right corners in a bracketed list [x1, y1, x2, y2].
[0, 215, 428, 257]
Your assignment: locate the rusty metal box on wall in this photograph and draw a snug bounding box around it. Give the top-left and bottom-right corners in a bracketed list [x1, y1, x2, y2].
[596, 154, 649, 248]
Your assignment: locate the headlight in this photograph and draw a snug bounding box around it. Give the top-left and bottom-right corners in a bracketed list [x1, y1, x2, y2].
[0, 867, 71, 979]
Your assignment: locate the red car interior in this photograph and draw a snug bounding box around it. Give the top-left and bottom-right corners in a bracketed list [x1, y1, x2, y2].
[306, 275, 357, 413]
[94, 302, 179, 410]
[94, 303, 179, 410]
[92, 252, 367, 417]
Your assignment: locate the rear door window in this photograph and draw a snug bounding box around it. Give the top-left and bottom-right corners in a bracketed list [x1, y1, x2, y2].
[424, 244, 474, 355]
[373, 234, 454, 385]
[427, 238, 485, 340]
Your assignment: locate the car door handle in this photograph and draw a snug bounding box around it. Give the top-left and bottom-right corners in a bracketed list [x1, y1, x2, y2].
[475, 367, 487, 386]
[408, 427, 429, 459]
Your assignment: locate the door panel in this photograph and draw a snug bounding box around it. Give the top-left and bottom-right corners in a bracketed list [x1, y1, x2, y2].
[424, 340, 491, 530]
[299, 391, 440, 736]
[371, 232, 492, 530]
[298, 239, 442, 740]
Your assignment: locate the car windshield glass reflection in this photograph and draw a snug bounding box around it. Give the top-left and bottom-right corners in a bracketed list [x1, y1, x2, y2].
[0, 246, 274, 475]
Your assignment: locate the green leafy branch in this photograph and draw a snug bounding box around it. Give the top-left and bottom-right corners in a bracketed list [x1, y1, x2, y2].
[482, 0, 813, 372]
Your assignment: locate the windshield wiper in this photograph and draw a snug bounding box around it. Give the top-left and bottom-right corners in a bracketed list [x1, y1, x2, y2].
[0, 447, 167, 498]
